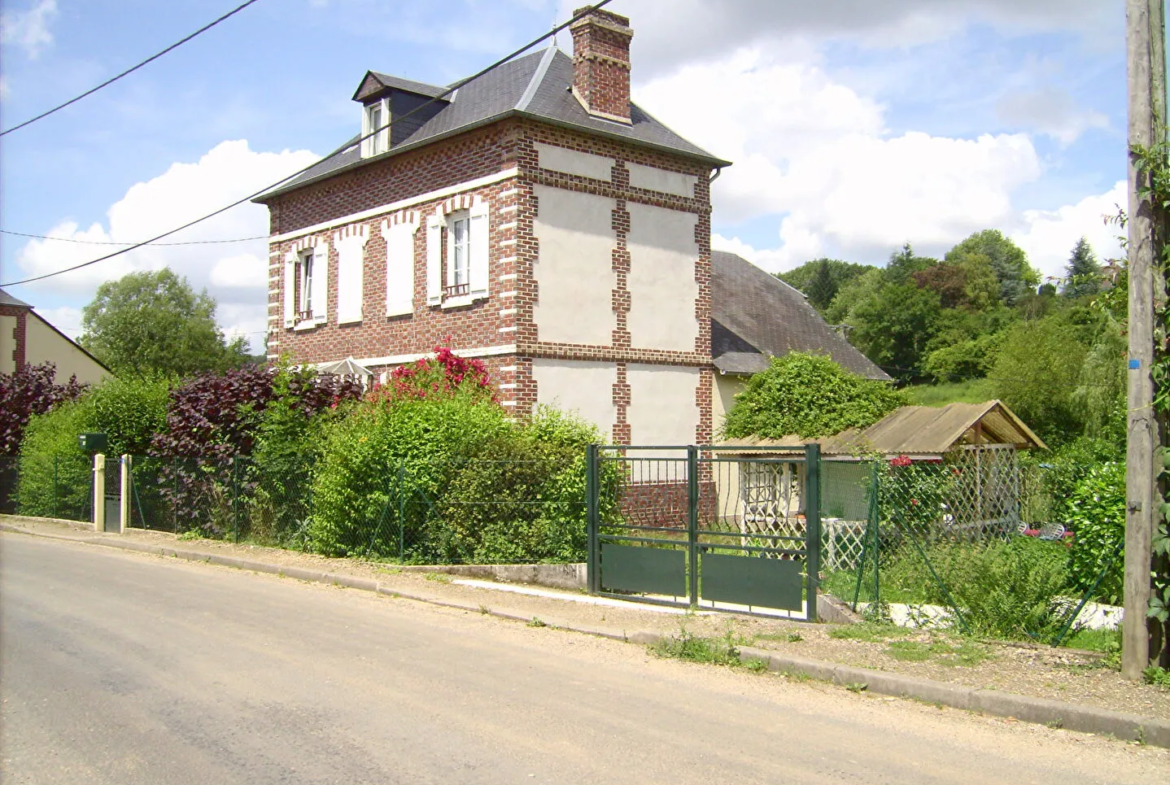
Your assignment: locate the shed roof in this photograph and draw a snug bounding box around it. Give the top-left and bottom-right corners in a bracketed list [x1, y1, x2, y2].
[720, 400, 1046, 458]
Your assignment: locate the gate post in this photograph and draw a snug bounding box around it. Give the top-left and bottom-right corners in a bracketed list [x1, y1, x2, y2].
[92, 453, 105, 533]
[118, 455, 130, 534]
[805, 443, 821, 622]
[586, 444, 600, 594]
[687, 445, 699, 607]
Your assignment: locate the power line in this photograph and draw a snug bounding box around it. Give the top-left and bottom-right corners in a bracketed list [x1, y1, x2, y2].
[0, 0, 262, 137]
[0, 229, 266, 246]
[1, 0, 614, 288]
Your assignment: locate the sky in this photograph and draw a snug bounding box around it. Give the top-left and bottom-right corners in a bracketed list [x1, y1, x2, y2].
[0, 0, 1132, 351]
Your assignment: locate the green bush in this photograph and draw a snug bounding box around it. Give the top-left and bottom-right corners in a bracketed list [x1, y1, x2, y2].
[307, 395, 512, 557]
[15, 375, 173, 521]
[1065, 462, 1125, 604]
[723, 352, 906, 439]
[16, 400, 94, 519]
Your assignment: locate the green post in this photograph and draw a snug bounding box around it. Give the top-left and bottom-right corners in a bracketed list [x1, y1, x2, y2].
[397, 458, 406, 561]
[805, 444, 821, 622]
[687, 445, 699, 607]
[586, 444, 599, 594]
[52, 455, 59, 519]
[872, 464, 881, 609]
[233, 458, 241, 544]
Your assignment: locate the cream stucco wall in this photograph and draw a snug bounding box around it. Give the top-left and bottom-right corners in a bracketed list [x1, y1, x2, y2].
[0, 315, 15, 375]
[533, 185, 617, 346]
[25, 314, 111, 386]
[626, 162, 697, 198]
[626, 202, 699, 353]
[712, 372, 746, 436]
[531, 358, 617, 437]
[627, 364, 700, 447]
[535, 142, 613, 181]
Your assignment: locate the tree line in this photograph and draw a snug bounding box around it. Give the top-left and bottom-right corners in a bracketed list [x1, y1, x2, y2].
[779, 230, 1121, 450]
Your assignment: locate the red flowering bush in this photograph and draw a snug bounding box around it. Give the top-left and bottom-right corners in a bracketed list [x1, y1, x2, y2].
[367, 345, 495, 405]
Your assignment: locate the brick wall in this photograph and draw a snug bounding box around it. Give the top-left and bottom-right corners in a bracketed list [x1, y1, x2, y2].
[0, 305, 28, 369]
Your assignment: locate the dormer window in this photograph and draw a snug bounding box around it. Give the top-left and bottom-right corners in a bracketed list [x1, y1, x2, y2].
[362, 97, 390, 157]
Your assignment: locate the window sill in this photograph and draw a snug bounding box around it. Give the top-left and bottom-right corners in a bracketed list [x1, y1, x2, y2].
[293, 320, 324, 331]
[440, 295, 481, 310]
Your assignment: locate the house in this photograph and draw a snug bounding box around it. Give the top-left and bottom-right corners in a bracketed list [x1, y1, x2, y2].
[254, 8, 881, 445]
[710, 249, 890, 429]
[255, 7, 728, 446]
[0, 288, 112, 385]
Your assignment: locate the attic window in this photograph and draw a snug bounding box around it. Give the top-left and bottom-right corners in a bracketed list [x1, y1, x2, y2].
[362, 97, 389, 157]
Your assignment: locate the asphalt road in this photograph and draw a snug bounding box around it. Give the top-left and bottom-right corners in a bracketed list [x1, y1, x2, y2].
[2, 534, 1165, 784]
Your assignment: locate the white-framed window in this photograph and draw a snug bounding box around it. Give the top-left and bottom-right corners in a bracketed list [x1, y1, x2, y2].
[426, 200, 489, 308]
[446, 211, 470, 297]
[284, 241, 329, 328]
[297, 249, 315, 320]
[362, 97, 390, 157]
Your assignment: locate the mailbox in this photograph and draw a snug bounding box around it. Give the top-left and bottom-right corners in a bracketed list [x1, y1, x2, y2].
[79, 432, 108, 452]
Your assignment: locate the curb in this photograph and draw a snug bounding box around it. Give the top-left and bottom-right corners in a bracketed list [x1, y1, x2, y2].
[4, 523, 1168, 749]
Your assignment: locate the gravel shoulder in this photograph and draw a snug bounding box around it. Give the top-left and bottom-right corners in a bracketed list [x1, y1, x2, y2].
[4, 515, 1167, 721]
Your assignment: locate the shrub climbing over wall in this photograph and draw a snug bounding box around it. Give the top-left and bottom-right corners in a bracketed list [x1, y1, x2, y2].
[723, 352, 905, 440]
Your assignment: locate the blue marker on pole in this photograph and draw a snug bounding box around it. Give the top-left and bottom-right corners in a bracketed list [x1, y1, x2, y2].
[1129, 359, 1141, 369]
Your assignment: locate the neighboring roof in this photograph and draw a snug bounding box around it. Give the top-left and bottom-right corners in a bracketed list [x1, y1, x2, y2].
[257, 47, 728, 202]
[721, 400, 1047, 458]
[711, 251, 890, 381]
[0, 288, 32, 309]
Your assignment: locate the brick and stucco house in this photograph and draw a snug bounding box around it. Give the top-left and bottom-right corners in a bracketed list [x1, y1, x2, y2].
[0, 288, 111, 386]
[256, 8, 881, 445]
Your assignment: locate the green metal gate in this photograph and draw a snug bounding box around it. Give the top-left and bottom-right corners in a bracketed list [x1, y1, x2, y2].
[586, 444, 821, 620]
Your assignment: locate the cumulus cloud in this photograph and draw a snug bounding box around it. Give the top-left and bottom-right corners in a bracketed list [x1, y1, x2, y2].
[638, 48, 1041, 270]
[0, 0, 57, 59]
[1011, 181, 1126, 283]
[997, 87, 1109, 145]
[34, 305, 84, 340]
[11, 140, 319, 351]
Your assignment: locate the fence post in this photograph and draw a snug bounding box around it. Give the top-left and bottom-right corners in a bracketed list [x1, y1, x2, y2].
[586, 444, 599, 594]
[397, 458, 406, 561]
[805, 444, 821, 622]
[118, 455, 130, 534]
[92, 453, 105, 532]
[52, 455, 59, 519]
[687, 445, 699, 607]
[233, 458, 241, 544]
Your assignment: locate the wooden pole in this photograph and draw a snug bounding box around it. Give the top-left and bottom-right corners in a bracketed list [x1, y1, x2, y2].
[1123, 0, 1166, 680]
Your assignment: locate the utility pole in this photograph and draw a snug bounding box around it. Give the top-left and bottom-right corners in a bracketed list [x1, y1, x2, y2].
[1123, 0, 1167, 680]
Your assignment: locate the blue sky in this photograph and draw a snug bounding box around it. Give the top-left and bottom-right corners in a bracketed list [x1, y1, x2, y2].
[0, 0, 1135, 348]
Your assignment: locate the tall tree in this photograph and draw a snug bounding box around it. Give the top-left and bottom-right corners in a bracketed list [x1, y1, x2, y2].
[80, 269, 249, 377]
[806, 260, 838, 311]
[945, 230, 1039, 305]
[1061, 237, 1102, 299]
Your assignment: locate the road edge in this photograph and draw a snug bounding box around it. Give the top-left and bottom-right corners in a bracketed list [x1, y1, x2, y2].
[5, 523, 1167, 749]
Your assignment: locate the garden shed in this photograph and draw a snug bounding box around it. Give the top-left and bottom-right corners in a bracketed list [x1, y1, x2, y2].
[716, 400, 1047, 570]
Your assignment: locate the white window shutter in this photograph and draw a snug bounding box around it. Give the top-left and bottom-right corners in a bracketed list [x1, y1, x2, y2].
[378, 98, 391, 153]
[335, 232, 366, 324]
[469, 201, 489, 299]
[426, 216, 443, 306]
[312, 243, 329, 322]
[361, 105, 372, 158]
[384, 220, 417, 317]
[283, 251, 296, 327]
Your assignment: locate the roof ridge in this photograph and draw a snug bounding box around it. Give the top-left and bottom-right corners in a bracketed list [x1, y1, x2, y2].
[516, 45, 557, 113]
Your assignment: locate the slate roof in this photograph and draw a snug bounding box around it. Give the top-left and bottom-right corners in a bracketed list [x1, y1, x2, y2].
[711, 251, 890, 381]
[721, 400, 1047, 457]
[0, 288, 32, 309]
[256, 48, 728, 202]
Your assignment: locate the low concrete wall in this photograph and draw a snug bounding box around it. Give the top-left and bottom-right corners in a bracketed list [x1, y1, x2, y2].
[399, 563, 587, 592]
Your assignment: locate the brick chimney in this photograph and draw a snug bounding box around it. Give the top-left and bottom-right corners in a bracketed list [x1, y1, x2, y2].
[570, 7, 633, 124]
